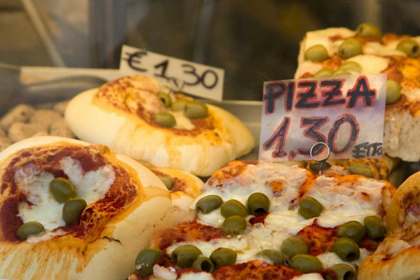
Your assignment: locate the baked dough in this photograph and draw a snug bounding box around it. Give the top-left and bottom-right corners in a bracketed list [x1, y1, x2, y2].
[150, 167, 204, 224]
[0, 136, 173, 280]
[65, 75, 255, 177]
[295, 27, 420, 162]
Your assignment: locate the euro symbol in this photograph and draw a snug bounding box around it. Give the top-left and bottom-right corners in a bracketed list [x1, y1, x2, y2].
[124, 51, 147, 72]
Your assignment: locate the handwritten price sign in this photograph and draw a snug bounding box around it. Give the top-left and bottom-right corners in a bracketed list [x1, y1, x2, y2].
[259, 74, 387, 161]
[120, 45, 224, 101]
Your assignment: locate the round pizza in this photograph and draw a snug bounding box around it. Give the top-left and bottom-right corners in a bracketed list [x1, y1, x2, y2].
[294, 23, 420, 162]
[0, 136, 174, 280]
[128, 160, 396, 280]
[64, 75, 255, 177]
[359, 171, 420, 279]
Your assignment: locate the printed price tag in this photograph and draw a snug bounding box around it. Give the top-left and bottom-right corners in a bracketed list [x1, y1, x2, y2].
[120, 45, 224, 101]
[259, 74, 387, 161]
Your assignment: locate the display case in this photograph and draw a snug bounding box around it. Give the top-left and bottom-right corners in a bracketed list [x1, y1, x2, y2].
[1, 1, 420, 280]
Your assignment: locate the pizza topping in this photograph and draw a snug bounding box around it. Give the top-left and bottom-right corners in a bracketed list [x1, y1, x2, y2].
[158, 92, 172, 108]
[348, 162, 374, 178]
[62, 198, 87, 226]
[356, 23, 382, 39]
[184, 102, 209, 119]
[221, 215, 247, 235]
[246, 192, 270, 216]
[396, 38, 420, 58]
[157, 175, 174, 190]
[135, 248, 163, 277]
[337, 221, 366, 243]
[333, 237, 360, 262]
[16, 221, 45, 240]
[153, 112, 176, 127]
[193, 256, 215, 273]
[364, 215, 386, 240]
[338, 38, 363, 59]
[337, 61, 362, 74]
[281, 236, 309, 258]
[313, 68, 334, 78]
[298, 197, 324, 219]
[304, 45, 329, 62]
[171, 99, 190, 111]
[220, 199, 248, 218]
[386, 79, 402, 105]
[171, 244, 203, 268]
[290, 254, 323, 274]
[196, 195, 223, 214]
[49, 177, 77, 203]
[329, 263, 357, 280]
[210, 248, 238, 269]
[257, 249, 286, 265]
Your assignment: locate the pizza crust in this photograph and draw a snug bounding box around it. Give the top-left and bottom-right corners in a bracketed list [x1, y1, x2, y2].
[0, 136, 173, 280]
[65, 77, 255, 177]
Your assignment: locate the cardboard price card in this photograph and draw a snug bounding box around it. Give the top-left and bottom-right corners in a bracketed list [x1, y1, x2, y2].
[120, 45, 224, 101]
[259, 74, 387, 161]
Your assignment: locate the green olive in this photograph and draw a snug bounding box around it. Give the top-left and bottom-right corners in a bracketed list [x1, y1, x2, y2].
[290, 254, 323, 273]
[356, 23, 382, 39]
[62, 198, 87, 226]
[196, 195, 223, 214]
[338, 38, 363, 59]
[348, 162, 374, 178]
[157, 175, 173, 190]
[246, 193, 270, 216]
[221, 215, 247, 235]
[338, 61, 362, 73]
[184, 102, 208, 119]
[171, 99, 191, 111]
[153, 112, 176, 127]
[192, 256, 215, 273]
[298, 197, 323, 219]
[220, 199, 248, 218]
[171, 245, 202, 268]
[210, 248, 237, 268]
[386, 80, 402, 105]
[281, 236, 308, 258]
[333, 71, 352, 77]
[330, 263, 357, 280]
[397, 39, 420, 58]
[135, 248, 163, 277]
[16, 221, 44, 240]
[337, 221, 366, 243]
[333, 237, 360, 262]
[313, 68, 334, 78]
[158, 92, 172, 107]
[257, 249, 285, 265]
[364, 216, 386, 240]
[304, 45, 329, 62]
[49, 177, 77, 203]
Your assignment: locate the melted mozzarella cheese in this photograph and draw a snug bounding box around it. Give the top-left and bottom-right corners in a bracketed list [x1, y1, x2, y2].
[347, 54, 390, 74]
[317, 248, 371, 269]
[60, 157, 115, 204]
[306, 176, 385, 228]
[172, 111, 195, 130]
[292, 273, 324, 280]
[265, 210, 314, 235]
[364, 42, 405, 57]
[153, 265, 177, 280]
[16, 156, 115, 240]
[178, 272, 213, 280]
[303, 28, 355, 57]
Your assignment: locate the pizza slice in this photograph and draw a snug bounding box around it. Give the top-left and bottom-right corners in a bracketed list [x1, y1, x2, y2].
[295, 23, 420, 162]
[129, 160, 395, 280]
[359, 171, 420, 279]
[65, 75, 255, 177]
[0, 136, 174, 280]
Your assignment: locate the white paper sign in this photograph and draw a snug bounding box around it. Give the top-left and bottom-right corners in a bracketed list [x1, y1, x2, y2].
[259, 74, 387, 161]
[120, 45, 224, 101]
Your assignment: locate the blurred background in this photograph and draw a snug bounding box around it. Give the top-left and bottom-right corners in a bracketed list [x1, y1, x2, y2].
[1, 0, 420, 100]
